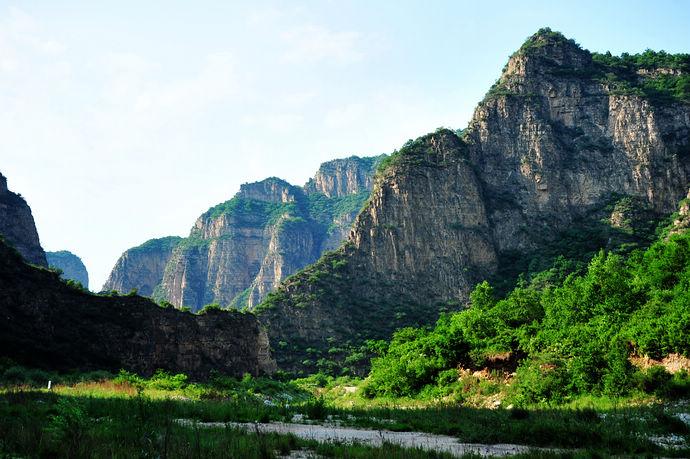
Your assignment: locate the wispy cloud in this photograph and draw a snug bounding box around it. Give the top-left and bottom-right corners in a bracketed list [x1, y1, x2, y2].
[0, 7, 65, 75]
[280, 25, 365, 64]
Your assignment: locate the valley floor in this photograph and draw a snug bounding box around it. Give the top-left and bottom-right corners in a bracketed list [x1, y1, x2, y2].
[1, 368, 689, 458]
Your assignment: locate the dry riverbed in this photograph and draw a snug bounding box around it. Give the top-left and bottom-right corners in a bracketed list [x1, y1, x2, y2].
[175, 419, 556, 457]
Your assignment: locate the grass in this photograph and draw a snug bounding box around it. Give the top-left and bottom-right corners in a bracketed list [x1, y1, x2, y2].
[0, 388, 468, 459]
[1, 369, 688, 457]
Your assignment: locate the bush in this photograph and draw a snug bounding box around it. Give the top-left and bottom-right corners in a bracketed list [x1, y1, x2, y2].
[148, 370, 188, 391]
[511, 359, 571, 405]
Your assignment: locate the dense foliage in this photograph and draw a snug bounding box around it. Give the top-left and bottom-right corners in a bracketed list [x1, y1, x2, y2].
[592, 50, 690, 104]
[364, 232, 690, 403]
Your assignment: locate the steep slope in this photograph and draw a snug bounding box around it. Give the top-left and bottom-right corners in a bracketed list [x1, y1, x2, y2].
[102, 236, 182, 295]
[46, 250, 89, 288]
[305, 155, 383, 197]
[159, 178, 320, 311]
[0, 172, 47, 266]
[105, 155, 382, 311]
[0, 239, 275, 378]
[258, 29, 690, 371]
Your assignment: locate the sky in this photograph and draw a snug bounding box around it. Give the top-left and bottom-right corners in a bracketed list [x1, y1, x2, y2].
[1, 0, 689, 290]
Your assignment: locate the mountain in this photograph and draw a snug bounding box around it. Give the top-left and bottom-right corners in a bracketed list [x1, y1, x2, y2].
[257, 29, 690, 371]
[102, 236, 182, 295]
[0, 172, 47, 267]
[104, 155, 383, 311]
[0, 238, 275, 378]
[46, 250, 89, 289]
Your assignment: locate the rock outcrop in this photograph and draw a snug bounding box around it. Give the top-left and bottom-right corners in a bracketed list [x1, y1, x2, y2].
[102, 236, 182, 295]
[0, 238, 275, 378]
[46, 250, 89, 289]
[305, 155, 384, 197]
[258, 29, 690, 371]
[0, 172, 47, 266]
[104, 156, 383, 311]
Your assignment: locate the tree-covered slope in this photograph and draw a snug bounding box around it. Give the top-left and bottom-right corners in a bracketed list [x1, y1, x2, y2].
[363, 206, 690, 402]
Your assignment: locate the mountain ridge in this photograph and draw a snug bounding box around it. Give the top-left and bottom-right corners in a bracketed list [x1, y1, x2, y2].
[103, 154, 384, 311]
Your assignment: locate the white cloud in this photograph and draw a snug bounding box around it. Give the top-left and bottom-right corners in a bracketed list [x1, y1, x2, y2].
[246, 6, 284, 27]
[324, 102, 365, 128]
[280, 25, 365, 64]
[241, 112, 304, 133]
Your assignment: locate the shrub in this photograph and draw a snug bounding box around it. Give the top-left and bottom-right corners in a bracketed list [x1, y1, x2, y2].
[148, 369, 188, 391]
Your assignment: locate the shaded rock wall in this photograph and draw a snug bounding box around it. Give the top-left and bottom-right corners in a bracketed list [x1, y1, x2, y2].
[102, 237, 182, 295]
[0, 172, 47, 266]
[46, 250, 89, 288]
[0, 239, 275, 378]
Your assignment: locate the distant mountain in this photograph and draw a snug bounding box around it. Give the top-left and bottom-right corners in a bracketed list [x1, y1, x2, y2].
[0, 172, 47, 266]
[47, 250, 89, 289]
[102, 236, 182, 296]
[103, 155, 384, 311]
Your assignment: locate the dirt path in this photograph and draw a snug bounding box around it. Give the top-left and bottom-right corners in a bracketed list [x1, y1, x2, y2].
[175, 419, 554, 457]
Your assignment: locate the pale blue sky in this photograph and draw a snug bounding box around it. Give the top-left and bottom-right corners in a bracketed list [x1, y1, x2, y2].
[1, 0, 688, 289]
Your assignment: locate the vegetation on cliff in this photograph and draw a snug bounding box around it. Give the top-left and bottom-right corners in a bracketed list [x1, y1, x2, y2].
[363, 230, 690, 402]
[135, 157, 382, 311]
[488, 28, 690, 104]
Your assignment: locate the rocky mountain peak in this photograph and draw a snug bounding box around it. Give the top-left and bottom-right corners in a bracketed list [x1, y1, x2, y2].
[238, 177, 300, 204]
[305, 155, 384, 198]
[0, 173, 7, 194]
[518, 28, 589, 65]
[499, 28, 591, 88]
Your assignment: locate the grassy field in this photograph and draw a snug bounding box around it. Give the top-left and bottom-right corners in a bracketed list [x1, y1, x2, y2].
[1, 367, 689, 457]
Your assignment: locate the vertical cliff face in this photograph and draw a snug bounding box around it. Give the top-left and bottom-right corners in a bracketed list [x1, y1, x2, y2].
[349, 134, 497, 304]
[159, 178, 319, 311]
[0, 239, 275, 378]
[0, 172, 47, 267]
[466, 31, 690, 255]
[259, 30, 690, 371]
[46, 250, 89, 288]
[305, 155, 384, 197]
[105, 155, 382, 311]
[102, 237, 182, 295]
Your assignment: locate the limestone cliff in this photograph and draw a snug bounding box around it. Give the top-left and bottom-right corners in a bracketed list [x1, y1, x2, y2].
[159, 178, 321, 311]
[305, 155, 384, 197]
[0, 172, 47, 266]
[0, 238, 275, 378]
[46, 250, 89, 289]
[258, 29, 690, 371]
[105, 155, 382, 311]
[102, 236, 182, 295]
